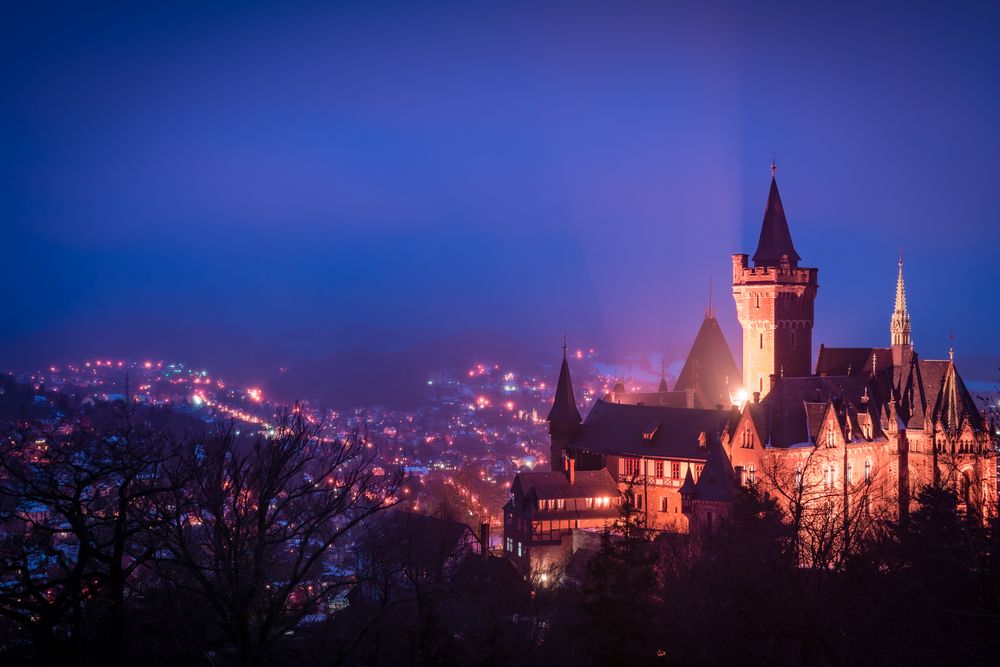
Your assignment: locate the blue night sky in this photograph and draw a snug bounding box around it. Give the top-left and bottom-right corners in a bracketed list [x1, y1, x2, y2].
[2, 1, 999, 403]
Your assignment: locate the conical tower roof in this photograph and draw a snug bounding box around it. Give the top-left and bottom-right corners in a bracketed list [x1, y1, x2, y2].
[693, 440, 739, 502]
[752, 166, 801, 267]
[547, 346, 582, 424]
[674, 314, 741, 409]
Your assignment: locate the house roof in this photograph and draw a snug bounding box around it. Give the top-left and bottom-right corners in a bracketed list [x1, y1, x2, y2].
[570, 400, 730, 460]
[512, 468, 619, 501]
[752, 173, 801, 267]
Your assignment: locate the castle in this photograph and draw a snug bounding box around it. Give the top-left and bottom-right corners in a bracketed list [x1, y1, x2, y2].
[503, 165, 996, 578]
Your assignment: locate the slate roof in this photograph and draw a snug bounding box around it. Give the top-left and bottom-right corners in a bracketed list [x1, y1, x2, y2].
[547, 353, 582, 424]
[752, 175, 801, 267]
[512, 469, 619, 501]
[673, 315, 742, 409]
[570, 400, 731, 460]
[605, 391, 692, 408]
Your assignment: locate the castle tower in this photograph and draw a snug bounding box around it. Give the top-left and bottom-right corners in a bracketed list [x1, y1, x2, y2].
[732, 164, 818, 397]
[890, 255, 912, 367]
[547, 337, 582, 472]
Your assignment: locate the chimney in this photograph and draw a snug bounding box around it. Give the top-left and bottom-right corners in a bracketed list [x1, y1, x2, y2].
[479, 522, 490, 559]
[566, 456, 576, 485]
[753, 391, 761, 404]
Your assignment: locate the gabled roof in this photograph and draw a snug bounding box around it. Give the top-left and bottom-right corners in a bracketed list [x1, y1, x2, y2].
[752, 174, 801, 267]
[931, 359, 985, 436]
[547, 352, 582, 424]
[570, 400, 730, 459]
[673, 315, 741, 409]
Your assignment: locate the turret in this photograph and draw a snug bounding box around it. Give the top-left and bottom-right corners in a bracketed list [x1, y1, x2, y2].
[547, 337, 582, 472]
[732, 163, 818, 397]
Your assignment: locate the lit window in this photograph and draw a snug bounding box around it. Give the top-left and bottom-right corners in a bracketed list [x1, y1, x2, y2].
[517, 542, 523, 557]
[795, 465, 803, 489]
[585, 497, 594, 508]
[506, 537, 513, 552]
[745, 465, 756, 487]
[864, 460, 872, 483]
[556, 498, 565, 510]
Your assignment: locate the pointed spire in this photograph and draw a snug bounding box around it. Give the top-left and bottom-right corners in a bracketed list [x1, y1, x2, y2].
[658, 360, 669, 392]
[890, 253, 911, 348]
[547, 337, 581, 424]
[949, 333, 955, 361]
[752, 163, 801, 268]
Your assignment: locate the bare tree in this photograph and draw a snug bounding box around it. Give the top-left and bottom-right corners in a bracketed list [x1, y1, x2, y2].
[0, 399, 180, 664]
[158, 411, 402, 666]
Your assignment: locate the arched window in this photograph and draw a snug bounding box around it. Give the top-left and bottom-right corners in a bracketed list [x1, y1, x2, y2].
[864, 459, 872, 483]
[795, 464, 804, 489]
[825, 424, 836, 448]
[846, 461, 853, 484]
[746, 465, 756, 486]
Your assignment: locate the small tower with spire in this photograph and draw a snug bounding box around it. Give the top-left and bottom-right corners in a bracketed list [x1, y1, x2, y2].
[890, 253, 912, 368]
[732, 162, 819, 397]
[547, 335, 582, 472]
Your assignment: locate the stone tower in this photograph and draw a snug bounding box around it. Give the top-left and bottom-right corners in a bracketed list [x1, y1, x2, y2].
[890, 255, 912, 367]
[732, 164, 818, 398]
